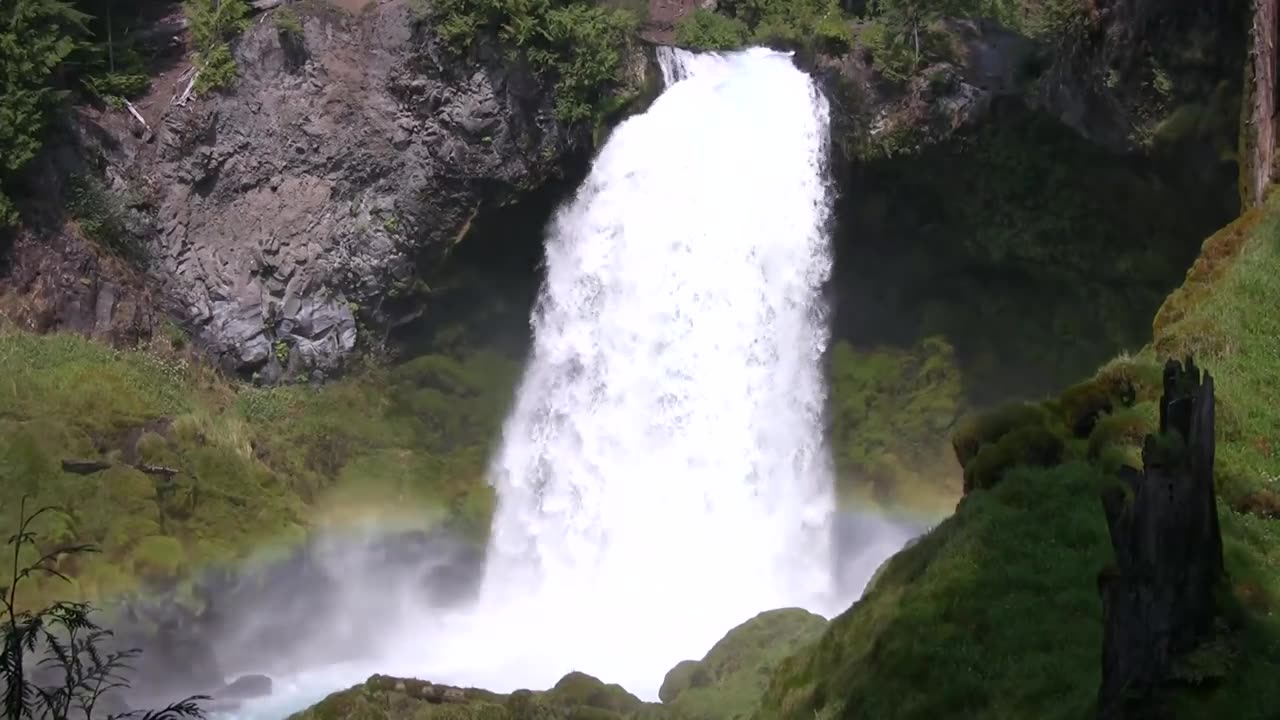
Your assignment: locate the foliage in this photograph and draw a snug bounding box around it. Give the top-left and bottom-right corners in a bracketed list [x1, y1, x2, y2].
[185, 0, 251, 94]
[675, 9, 749, 50]
[65, 175, 145, 263]
[273, 6, 304, 38]
[0, 0, 91, 227]
[693, 0, 852, 55]
[828, 338, 964, 516]
[0, 498, 208, 720]
[431, 0, 638, 123]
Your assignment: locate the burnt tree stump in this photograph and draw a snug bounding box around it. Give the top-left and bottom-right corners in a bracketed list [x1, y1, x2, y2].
[1097, 357, 1224, 719]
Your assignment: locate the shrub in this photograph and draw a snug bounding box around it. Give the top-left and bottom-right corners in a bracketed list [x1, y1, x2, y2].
[952, 402, 1052, 468]
[431, 0, 638, 124]
[1085, 404, 1155, 462]
[963, 424, 1065, 491]
[274, 5, 305, 38]
[676, 9, 749, 50]
[0, 499, 207, 720]
[0, 0, 91, 227]
[185, 0, 251, 94]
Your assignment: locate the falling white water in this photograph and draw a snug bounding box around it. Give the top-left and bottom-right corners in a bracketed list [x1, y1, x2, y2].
[218, 46, 846, 717]
[412, 45, 840, 699]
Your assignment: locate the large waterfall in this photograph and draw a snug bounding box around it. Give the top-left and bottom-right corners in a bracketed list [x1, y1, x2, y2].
[220, 46, 845, 716]
[438, 45, 840, 698]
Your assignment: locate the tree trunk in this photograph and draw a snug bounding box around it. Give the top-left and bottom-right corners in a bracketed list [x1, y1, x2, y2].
[1097, 358, 1224, 719]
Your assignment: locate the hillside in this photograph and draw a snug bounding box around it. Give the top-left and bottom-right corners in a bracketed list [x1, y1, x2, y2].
[756, 195, 1280, 719]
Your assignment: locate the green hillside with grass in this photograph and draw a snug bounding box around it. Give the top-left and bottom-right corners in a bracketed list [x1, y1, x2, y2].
[756, 195, 1280, 719]
[0, 325, 516, 610]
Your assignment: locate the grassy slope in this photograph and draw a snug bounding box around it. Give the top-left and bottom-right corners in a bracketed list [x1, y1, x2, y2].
[0, 326, 518, 609]
[758, 197, 1280, 720]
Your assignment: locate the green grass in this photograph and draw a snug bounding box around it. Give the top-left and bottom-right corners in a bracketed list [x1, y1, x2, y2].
[0, 327, 518, 610]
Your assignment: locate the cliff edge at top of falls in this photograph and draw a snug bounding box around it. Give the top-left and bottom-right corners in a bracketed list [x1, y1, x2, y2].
[1, 0, 652, 381]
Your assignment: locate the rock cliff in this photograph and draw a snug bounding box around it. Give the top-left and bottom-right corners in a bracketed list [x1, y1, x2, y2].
[6, 0, 652, 381]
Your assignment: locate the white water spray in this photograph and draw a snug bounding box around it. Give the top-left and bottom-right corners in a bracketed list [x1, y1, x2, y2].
[220, 46, 850, 716]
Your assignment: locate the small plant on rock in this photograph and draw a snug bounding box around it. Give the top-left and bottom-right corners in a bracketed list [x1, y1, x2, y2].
[274, 6, 305, 39]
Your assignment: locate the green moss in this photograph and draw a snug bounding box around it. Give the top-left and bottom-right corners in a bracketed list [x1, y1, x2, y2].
[770, 197, 1280, 719]
[0, 326, 520, 608]
[289, 672, 667, 720]
[757, 462, 1110, 720]
[664, 609, 827, 720]
[133, 535, 185, 580]
[1085, 404, 1156, 462]
[951, 403, 1051, 469]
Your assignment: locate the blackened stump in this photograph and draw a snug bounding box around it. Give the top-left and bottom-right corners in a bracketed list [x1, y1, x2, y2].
[1097, 357, 1224, 719]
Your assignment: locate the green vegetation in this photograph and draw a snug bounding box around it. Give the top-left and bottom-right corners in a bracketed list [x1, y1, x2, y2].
[292, 671, 668, 720]
[675, 10, 748, 50]
[65, 174, 146, 263]
[675, 0, 852, 53]
[0, 0, 91, 227]
[661, 609, 827, 720]
[760, 195, 1280, 719]
[0, 499, 207, 720]
[186, 0, 252, 94]
[757, 461, 1111, 720]
[0, 326, 519, 609]
[274, 5, 305, 38]
[827, 337, 963, 517]
[431, 0, 639, 123]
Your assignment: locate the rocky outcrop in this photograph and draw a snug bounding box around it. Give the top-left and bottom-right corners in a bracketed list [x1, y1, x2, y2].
[809, 19, 1038, 159]
[0, 222, 157, 347]
[65, 0, 650, 380]
[292, 671, 668, 720]
[1097, 357, 1224, 719]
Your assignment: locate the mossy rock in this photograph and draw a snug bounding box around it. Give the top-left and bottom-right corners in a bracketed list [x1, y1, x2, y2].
[951, 403, 1052, 469]
[662, 609, 827, 719]
[291, 673, 668, 720]
[963, 424, 1065, 493]
[658, 660, 711, 704]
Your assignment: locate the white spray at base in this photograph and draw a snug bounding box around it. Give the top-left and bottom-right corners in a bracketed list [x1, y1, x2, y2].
[220, 46, 871, 717]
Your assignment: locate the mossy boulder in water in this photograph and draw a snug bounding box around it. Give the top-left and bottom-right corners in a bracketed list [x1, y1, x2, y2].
[659, 608, 828, 719]
[290, 672, 668, 720]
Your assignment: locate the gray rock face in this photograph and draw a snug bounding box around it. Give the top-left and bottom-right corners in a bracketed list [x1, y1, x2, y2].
[117, 1, 590, 378]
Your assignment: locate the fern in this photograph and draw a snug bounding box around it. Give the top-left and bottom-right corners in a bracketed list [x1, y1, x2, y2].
[0, 497, 209, 720]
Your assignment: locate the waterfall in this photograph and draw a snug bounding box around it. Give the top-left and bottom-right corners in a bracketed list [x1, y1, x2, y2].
[455, 45, 840, 698]
[217, 46, 843, 716]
